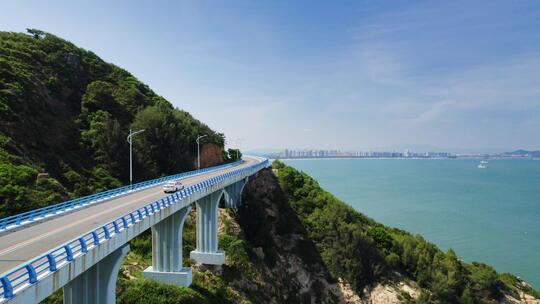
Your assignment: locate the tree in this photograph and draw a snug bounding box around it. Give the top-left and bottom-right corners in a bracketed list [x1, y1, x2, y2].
[26, 28, 45, 39]
[130, 103, 203, 177]
[468, 263, 502, 300]
[227, 148, 242, 161]
[80, 110, 126, 174]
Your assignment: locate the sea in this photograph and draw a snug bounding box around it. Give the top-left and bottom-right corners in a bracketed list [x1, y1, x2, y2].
[282, 158, 540, 288]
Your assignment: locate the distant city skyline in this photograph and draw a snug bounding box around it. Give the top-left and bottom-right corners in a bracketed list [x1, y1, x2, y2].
[244, 145, 530, 156]
[257, 148, 538, 159]
[276, 148, 454, 159]
[2, 1, 540, 151]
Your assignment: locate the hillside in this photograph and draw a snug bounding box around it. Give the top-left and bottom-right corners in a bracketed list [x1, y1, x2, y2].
[0, 29, 236, 218]
[272, 161, 539, 303]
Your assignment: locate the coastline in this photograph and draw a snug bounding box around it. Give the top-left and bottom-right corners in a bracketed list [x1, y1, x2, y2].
[271, 156, 532, 161]
[282, 158, 540, 289]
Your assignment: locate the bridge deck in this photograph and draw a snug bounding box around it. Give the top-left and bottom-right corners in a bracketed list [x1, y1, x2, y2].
[0, 157, 258, 275]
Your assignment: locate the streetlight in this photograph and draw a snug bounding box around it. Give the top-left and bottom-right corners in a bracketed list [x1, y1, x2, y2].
[196, 134, 208, 170]
[127, 129, 145, 188]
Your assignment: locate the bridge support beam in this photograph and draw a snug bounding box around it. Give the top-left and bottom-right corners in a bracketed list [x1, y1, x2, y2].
[63, 244, 129, 304]
[143, 206, 192, 286]
[224, 178, 248, 208]
[190, 191, 225, 265]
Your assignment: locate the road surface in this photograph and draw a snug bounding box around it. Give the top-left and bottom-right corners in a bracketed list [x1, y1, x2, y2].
[0, 157, 258, 275]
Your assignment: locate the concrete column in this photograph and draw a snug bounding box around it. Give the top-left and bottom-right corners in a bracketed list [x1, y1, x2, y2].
[143, 206, 192, 286]
[63, 244, 129, 304]
[190, 191, 225, 265]
[224, 178, 247, 208]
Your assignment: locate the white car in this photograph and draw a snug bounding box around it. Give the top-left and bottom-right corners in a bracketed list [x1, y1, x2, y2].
[163, 180, 184, 193]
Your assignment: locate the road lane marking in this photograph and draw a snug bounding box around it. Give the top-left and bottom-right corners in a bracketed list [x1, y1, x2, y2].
[0, 161, 253, 258]
[0, 190, 162, 256]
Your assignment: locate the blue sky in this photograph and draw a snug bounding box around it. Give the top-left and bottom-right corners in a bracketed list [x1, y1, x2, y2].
[2, 1, 540, 152]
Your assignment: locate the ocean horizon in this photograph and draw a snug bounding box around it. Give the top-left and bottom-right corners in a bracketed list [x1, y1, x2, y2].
[283, 158, 540, 288]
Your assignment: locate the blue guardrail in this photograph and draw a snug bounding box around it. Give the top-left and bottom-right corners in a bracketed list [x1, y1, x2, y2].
[0, 158, 269, 301]
[0, 160, 244, 233]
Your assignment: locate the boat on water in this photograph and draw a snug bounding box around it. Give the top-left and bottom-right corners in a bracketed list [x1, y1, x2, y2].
[478, 160, 489, 169]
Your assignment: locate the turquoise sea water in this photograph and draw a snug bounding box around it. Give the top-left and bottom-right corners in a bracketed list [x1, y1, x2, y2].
[283, 159, 540, 288]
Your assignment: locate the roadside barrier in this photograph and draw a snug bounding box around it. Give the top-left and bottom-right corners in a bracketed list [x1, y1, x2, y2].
[0, 160, 244, 233]
[0, 158, 269, 301]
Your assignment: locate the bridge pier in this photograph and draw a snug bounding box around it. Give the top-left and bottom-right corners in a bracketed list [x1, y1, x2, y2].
[63, 244, 129, 304]
[190, 191, 225, 265]
[143, 206, 192, 286]
[224, 178, 248, 208]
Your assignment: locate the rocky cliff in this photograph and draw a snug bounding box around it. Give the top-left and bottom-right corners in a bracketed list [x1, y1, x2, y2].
[194, 143, 225, 169]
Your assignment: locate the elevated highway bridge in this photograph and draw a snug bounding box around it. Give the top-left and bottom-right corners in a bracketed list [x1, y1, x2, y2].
[0, 156, 269, 303]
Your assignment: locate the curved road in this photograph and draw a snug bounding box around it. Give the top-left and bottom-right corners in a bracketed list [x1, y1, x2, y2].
[0, 157, 258, 275]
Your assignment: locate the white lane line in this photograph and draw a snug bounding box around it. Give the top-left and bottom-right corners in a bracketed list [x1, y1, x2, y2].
[0, 191, 161, 257]
[0, 160, 253, 257]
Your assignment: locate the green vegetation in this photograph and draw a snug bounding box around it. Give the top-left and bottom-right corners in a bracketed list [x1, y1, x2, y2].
[225, 148, 242, 162]
[0, 29, 227, 217]
[273, 160, 539, 303]
[0, 138, 69, 216]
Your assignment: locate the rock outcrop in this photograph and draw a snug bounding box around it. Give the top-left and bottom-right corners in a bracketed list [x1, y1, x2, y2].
[195, 143, 225, 168]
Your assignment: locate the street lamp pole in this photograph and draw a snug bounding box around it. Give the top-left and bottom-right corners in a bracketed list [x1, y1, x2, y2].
[127, 129, 145, 188]
[196, 134, 208, 170]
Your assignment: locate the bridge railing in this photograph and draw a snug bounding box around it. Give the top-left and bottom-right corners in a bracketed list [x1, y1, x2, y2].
[0, 160, 244, 233]
[0, 158, 269, 301]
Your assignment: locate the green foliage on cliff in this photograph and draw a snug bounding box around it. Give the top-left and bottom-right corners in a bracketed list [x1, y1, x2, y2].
[273, 160, 537, 303]
[0, 29, 225, 217]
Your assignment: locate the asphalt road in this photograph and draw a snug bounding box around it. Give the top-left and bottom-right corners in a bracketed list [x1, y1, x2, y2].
[0, 157, 258, 275]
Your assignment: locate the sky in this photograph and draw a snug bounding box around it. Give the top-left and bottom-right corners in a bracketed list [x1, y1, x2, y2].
[1, 1, 540, 153]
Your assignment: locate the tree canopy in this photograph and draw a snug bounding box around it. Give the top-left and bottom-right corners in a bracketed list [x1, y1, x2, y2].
[0, 29, 226, 217]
